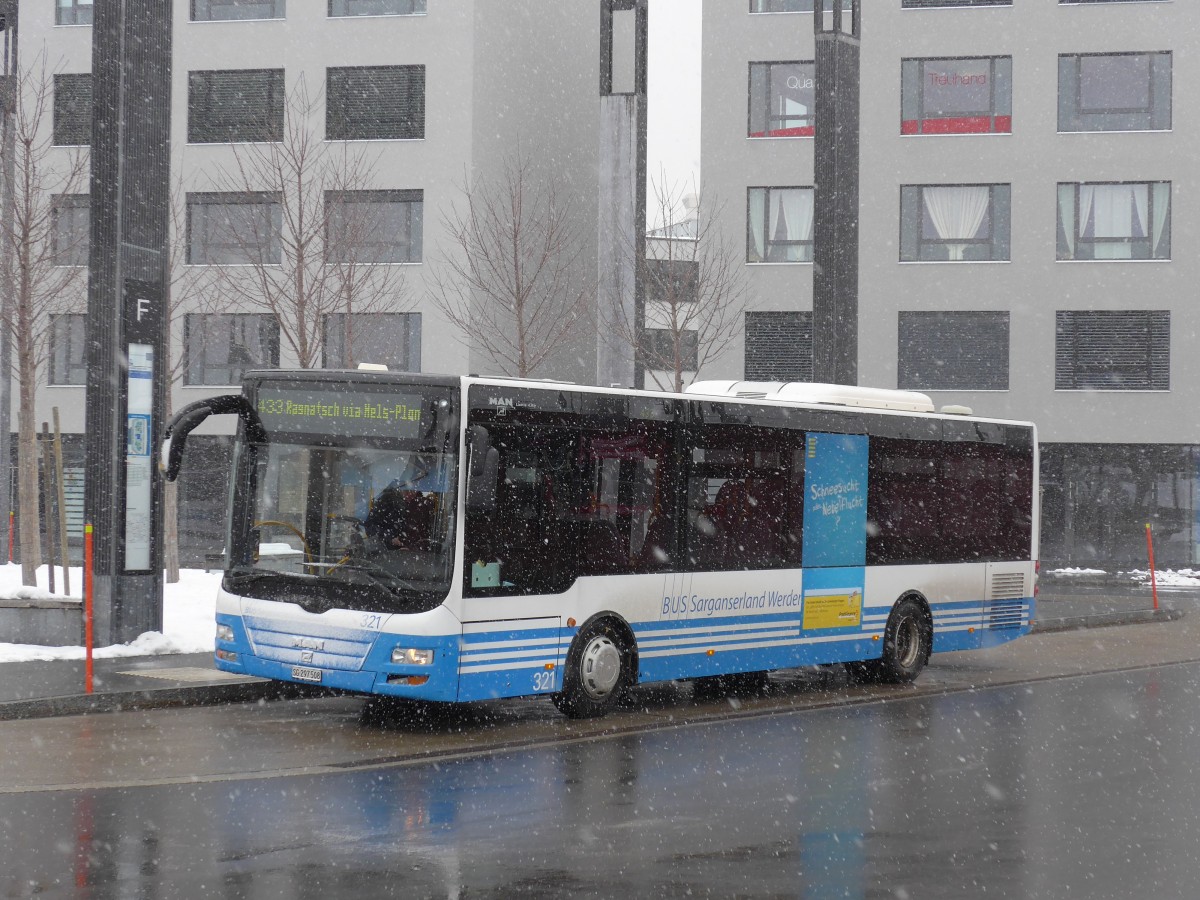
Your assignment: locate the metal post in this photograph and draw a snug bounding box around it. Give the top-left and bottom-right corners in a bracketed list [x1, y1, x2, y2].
[83, 0, 172, 644]
[812, 0, 861, 386]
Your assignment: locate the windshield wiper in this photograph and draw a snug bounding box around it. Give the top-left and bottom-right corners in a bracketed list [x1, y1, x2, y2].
[330, 557, 420, 595]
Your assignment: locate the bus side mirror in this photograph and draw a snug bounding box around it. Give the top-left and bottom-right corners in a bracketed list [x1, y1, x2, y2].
[466, 425, 499, 512]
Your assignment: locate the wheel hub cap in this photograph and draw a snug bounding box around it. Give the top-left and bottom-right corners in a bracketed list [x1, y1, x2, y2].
[581, 636, 621, 699]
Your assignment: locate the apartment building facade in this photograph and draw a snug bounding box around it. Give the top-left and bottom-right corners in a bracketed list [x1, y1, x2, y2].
[702, 0, 1195, 567]
[22, 0, 601, 561]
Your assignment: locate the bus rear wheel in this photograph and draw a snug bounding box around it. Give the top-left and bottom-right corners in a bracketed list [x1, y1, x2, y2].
[553, 619, 631, 719]
[851, 596, 932, 684]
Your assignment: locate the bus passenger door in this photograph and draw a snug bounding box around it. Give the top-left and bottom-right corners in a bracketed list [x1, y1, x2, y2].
[801, 433, 870, 638]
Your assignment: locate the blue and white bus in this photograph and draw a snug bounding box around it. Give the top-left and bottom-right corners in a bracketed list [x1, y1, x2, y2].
[163, 370, 1038, 718]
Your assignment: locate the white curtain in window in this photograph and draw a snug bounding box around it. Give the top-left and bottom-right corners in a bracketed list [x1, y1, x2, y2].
[922, 186, 989, 260]
[779, 189, 814, 242]
[748, 189, 766, 261]
[1152, 182, 1170, 257]
[1058, 184, 1077, 258]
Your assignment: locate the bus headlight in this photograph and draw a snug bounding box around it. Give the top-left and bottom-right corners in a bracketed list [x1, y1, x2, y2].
[216, 624, 235, 643]
[392, 647, 435, 666]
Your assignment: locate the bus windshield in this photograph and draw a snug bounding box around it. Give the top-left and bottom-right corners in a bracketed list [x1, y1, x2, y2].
[224, 382, 458, 614]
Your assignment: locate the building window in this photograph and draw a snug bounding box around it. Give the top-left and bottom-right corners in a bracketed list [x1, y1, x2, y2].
[1059, 52, 1171, 133]
[185, 314, 279, 386]
[323, 313, 421, 370]
[898, 312, 1009, 391]
[901, 56, 1011, 135]
[747, 187, 814, 263]
[53, 74, 91, 147]
[1055, 310, 1169, 391]
[641, 329, 699, 372]
[52, 195, 90, 267]
[56, 0, 94, 26]
[186, 193, 282, 265]
[749, 62, 814, 138]
[749, 1, 814, 14]
[325, 190, 423, 263]
[900, 184, 1009, 262]
[188, 69, 285, 144]
[326, 66, 425, 141]
[745, 311, 813, 381]
[901, 0, 1010, 7]
[1057, 182, 1170, 261]
[191, 0, 285, 21]
[329, 0, 426, 15]
[49, 315, 87, 386]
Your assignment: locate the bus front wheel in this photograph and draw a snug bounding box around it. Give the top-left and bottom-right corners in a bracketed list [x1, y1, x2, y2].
[553, 619, 631, 719]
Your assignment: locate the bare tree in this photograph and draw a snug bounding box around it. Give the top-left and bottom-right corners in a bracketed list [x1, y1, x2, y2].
[162, 175, 224, 583]
[204, 80, 409, 369]
[604, 176, 746, 393]
[0, 59, 88, 585]
[431, 151, 592, 378]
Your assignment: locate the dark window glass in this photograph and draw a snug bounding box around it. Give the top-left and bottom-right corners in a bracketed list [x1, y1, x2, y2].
[867, 437, 1033, 565]
[188, 69, 285, 143]
[191, 0, 285, 21]
[52, 195, 90, 267]
[185, 314, 280, 385]
[750, 0, 814, 10]
[326, 65, 425, 141]
[325, 190, 423, 263]
[747, 187, 814, 262]
[56, 0, 94, 26]
[898, 312, 1009, 391]
[686, 425, 806, 571]
[641, 328, 698, 373]
[1056, 181, 1170, 260]
[1059, 52, 1171, 132]
[329, 0, 426, 15]
[900, 184, 1010, 262]
[53, 74, 91, 147]
[744, 311, 813, 382]
[1055, 310, 1169, 390]
[323, 313, 422, 371]
[749, 61, 815, 137]
[644, 258, 698, 305]
[186, 193, 282, 265]
[50, 314, 88, 385]
[901, 56, 1011, 135]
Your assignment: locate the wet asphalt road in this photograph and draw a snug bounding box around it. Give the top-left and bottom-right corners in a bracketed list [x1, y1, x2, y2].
[4, 658, 1200, 899]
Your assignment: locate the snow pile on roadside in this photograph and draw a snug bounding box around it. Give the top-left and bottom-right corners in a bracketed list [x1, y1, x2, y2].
[1047, 567, 1108, 576]
[0, 564, 219, 663]
[1126, 568, 1200, 587]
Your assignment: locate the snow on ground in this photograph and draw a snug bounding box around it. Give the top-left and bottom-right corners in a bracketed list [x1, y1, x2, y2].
[0, 564, 219, 663]
[1125, 568, 1200, 587]
[1048, 567, 1108, 576]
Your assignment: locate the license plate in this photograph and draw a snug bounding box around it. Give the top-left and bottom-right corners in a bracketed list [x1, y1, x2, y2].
[291, 665, 323, 683]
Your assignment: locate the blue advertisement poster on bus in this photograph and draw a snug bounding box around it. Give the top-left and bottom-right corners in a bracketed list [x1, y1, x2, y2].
[802, 433, 868, 568]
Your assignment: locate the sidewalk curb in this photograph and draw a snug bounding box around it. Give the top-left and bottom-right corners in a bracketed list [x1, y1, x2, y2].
[1032, 606, 1183, 634]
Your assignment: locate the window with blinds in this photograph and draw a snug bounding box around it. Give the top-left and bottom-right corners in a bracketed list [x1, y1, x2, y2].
[53, 74, 92, 146]
[188, 69, 285, 144]
[191, 0, 285, 20]
[52, 195, 90, 267]
[1055, 310, 1169, 390]
[898, 311, 1009, 391]
[744, 311, 813, 382]
[326, 65, 425, 141]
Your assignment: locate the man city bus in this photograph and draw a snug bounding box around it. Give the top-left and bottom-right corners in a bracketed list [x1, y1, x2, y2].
[163, 368, 1037, 718]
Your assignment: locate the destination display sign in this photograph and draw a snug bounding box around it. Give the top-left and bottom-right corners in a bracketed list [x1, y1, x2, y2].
[255, 386, 427, 440]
